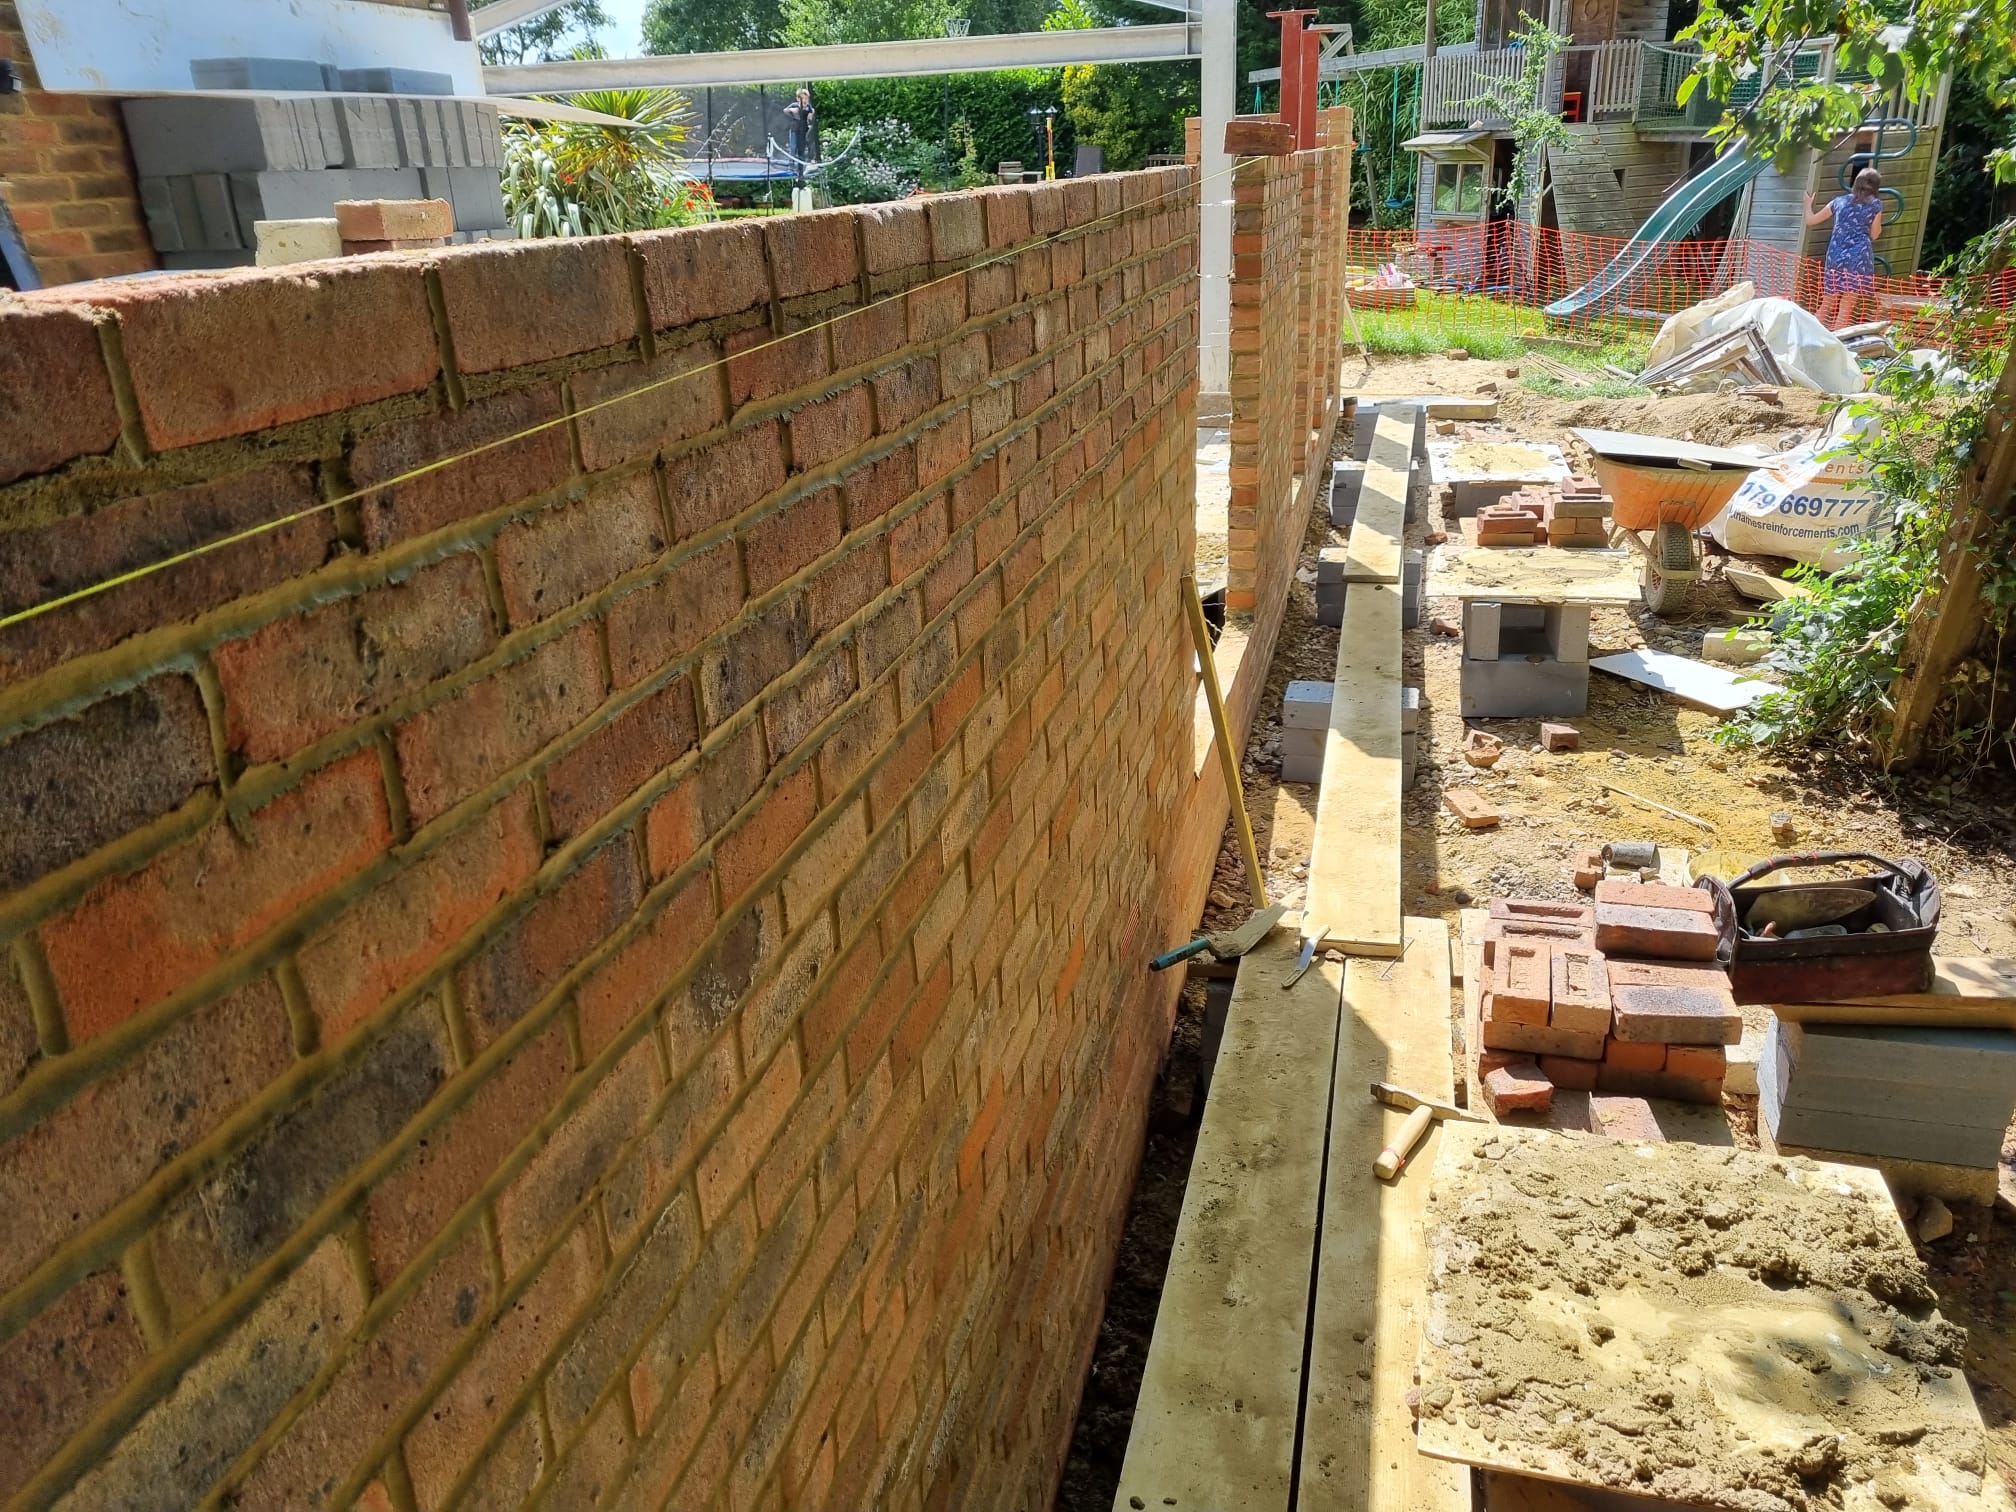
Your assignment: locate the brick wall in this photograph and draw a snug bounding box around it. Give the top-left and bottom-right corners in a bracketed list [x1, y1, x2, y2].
[1224, 109, 1351, 616]
[0, 0, 155, 285]
[0, 170, 1210, 1512]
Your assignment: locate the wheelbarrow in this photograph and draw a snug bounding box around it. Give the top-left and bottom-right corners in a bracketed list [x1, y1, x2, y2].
[1571, 429, 1765, 615]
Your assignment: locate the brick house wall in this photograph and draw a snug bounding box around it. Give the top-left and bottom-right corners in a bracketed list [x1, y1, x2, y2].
[0, 0, 155, 285]
[0, 171, 1226, 1512]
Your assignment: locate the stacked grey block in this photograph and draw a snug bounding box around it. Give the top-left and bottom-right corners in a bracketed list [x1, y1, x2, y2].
[1280, 681, 1419, 787]
[1459, 600, 1591, 718]
[1761, 1020, 2016, 1170]
[1314, 546, 1424, 630]
[1347, 403, 1426, 525]
[125, 94, 509, 268]
[1329, 457, 1421, 529]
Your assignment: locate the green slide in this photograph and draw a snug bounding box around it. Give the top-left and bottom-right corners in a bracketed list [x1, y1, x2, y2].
[1543, 145, 1767, 319]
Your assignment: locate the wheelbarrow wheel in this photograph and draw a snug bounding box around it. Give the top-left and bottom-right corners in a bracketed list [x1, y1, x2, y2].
[1642, 558, 1691, 614]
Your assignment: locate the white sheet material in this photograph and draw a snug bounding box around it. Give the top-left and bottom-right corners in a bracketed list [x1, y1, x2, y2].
[1706, 409, 1883, 570]
[1646, 291, 1866, 395]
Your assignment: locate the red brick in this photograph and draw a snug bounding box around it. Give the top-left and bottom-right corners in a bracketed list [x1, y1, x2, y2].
[916, 410, 972, 488]
[1478, 1011, 1603, 1061]
[697, 1042, 801, 1222]
[762, 211, 861, 298]
[350, 385, 572, 549]
[1549, 946, 1610, 1036]
[1493, 940, 1551, 1025]
[645, 782, 701, 880]
[923, 534, 976, 619]
[392, 624, 605, 828]
[0, 465, 334, 687]
[0, 1270, 147, 1501]
[0, 977, 293, 1296]
[1601, 1035, 1666, 1072]
[815, 688, 897, 803]
[727, 320, 829, 408]
[214, 554, 496, 762]
[234, 1228, 493, 1510]
[1489, 899, 1593, 925]
[717, 766, 818, 908]
[931, 662, 982, 750]
[455, 833, 641, 1051]
[842, 445, 918, 528]
[362, 1019, 572, 1282]
[0, 303, 119, 485]
[664, 422, 788, 539]
[1482, 1059, 1552, 1115]
[1594, 879, 1713, 914]
[1665, 1043, 1726, 1078]
[870, 720, 934, 828]
[298, 789, 542, 1046]
[939, 331, 989, 399]
[1589, 1094, 1666, 1141]
[1539, 722, 1580, 751]
[831, 299, 910, 370]
[31, 261, 438, 449]
[606, 542, 743, 691]
[925, 194, 985, 263]
[575, 866, 714, 1058]
[497, 1034, 663, 1274]
[1609, 981, 1739, 1046]
[872, 355, 939, 434]
[808, 539, 889, 641]
[908, 279, 966, 344]
[975, 186, 1033, 248]
[764, 650, 856, 763]
[1537, 1054, 1600, 1091]
[545, 675, 698, 842]
[504, 485, 665, 633]
[435, 238, 636, 373]
[1593, 1065, 1723, 1105]
[633, 222, 771, 329]
[571, 341, 726, 473]
[698, 596, 808, 727]
[1593, 901, 1720, 960]
[333, 198, 452, 241]
[403, 1220, 601, 1510]
[857, 201, 930, 276]
[1443, 788, 1500, 829]
[791, 388, 873, 472]
[746, 487, 843, 597]
[0, 958, 36, 1100]
[0, 673, 213, 893]
[39, 752, 388, 1044]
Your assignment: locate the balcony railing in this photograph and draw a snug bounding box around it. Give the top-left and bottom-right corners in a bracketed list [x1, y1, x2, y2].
[1420, 40, 1641, 128]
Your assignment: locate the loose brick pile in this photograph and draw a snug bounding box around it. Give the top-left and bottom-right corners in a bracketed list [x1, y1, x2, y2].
[0, 163, 1359, 1512]
[1477, 883, 1740, 1115]
[1475, 476, 1610, 548]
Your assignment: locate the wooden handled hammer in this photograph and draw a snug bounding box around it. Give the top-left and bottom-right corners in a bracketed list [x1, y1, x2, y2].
[1369, 1081, 1483, 1180]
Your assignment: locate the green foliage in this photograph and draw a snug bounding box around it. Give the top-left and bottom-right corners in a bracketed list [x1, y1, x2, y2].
[820, 117, 949, 202]
[1678, 0, 2016, 183]
[1049, 0, 1198, 170]
[1720, 225, 2016, 761]
[814, 71, 1077, 185]
[501, 88, 710, 236]
[782, 0, 956, 46]
[1457, 15, 1569, 216]
[1922, 69, 2016, 268]
[642, 0, 786, 54]
[1518, 372, 1650, 398]
[475, 0, 610, 64]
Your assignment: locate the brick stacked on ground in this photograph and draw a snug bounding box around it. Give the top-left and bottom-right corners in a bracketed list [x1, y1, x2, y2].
[0, 167, 1296, 1512]
[1477, 882, 1739, 1114]
[1476, 476, 1611, 548]
[0, 0, 156, 284]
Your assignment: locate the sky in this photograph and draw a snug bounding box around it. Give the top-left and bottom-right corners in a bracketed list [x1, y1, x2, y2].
[593, 0, 652, 54]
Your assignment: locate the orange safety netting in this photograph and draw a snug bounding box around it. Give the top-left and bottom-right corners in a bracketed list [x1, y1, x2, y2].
[1342, 221, 2015, 349]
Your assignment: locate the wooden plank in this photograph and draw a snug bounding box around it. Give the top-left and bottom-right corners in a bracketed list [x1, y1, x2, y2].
[1435, 547, 1639, 606]
[1773, 1000, 2016, 1030]
[1113, 926, 1345, 1512]
[1306, 581, 1403, 957]
[1345, 408, 1416, 584]
[1298, 917, 1470, 1512]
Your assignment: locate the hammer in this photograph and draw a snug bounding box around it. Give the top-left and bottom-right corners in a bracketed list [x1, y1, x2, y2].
[1369, 1081, 1484, 1180]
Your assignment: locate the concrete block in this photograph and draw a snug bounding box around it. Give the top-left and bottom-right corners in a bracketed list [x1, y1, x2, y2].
[1464, 601, 1503, 661]
[1703, 628, 1773, 665]
[1545, 604, 1591, 664]
[338, 67, 456, 96]
[1316, 546, 1347, 585]
[160, 250, 253, 271]
[1282, 680, 1332, 730]
[190, 56, 327, 91]
[1725, 1015, 1767, 1096]
[338, 97, 403, 169]
[448, 165, 507, 229]
[295, 98, 346, 169]
[138, 177, 184, 252]
[192, 173, 242, 250]
[254, 218, 343, 266]
[1281, 728, 1324, 784]
[1400, 685, 1420, 734]
[229, 168, 430, 226]
[1315, 587, 1345, 629]
[123, 97, 311, 176]
[1459, 655, 1590, 719]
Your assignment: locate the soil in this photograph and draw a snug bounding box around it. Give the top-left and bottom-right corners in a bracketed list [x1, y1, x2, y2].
[1420, 1128, 1998, 1512]
[1052, 354, 2016, 1512]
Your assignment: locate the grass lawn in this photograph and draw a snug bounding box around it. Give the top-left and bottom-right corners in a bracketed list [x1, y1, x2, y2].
[1352, 290, 1658, 397]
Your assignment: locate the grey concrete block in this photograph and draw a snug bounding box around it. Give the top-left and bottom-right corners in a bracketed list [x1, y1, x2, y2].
[1545, 605, 1591, 664]
[1316, 545, 1347, 586]
[475, 104, 504, 168]
[192, 173, 242, 249]
[389, 99, 428, 166]
[228, 168, 429, 226]
[1329, 460, 1363, 528]
[1401, 686, 1420, 734]
[137, 177, 184, 253]
[295, 98, 346, 169]
[161, 250, 253, 270]
[1281, 727, 1325, 785]
[447, 166, 508, 230]
[1283, 680, 1331, 730]
[1463, 601, 1502, 661]
[1316, 588, 1345, 629]
[338, 97, 402, 169]
[190, 56, 327, 91]
[124, 97, 311, 176]
[338, 67, 455, 96]
[1459, 655, 1590, 719]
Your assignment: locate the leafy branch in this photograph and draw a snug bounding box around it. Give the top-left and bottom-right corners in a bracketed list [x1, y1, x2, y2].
[1457, 16, 1570, 216]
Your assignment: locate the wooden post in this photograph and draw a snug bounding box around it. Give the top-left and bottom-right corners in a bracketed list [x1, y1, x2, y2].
[1183, 574, 1269, 908]
[1883, 329, 2016, 767]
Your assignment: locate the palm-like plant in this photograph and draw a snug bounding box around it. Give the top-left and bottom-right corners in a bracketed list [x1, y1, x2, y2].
[503, 84, 705, 237]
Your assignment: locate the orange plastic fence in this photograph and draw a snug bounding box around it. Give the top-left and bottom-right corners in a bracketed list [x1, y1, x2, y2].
[1343, 222, 2014, 347]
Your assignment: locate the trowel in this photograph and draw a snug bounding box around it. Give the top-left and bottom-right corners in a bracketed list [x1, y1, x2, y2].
[1149, 901, 1290, 970]
[1744, 887, 1870, 934]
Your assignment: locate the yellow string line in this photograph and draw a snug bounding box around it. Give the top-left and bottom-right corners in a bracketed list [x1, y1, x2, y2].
[1, 142, 1354, 634]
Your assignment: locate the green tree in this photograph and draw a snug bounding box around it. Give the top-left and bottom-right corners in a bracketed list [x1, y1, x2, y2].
[781, 0, 957, 47]
[1047, 0, 1199, 170]
[502, 87, 707, 235]
[474, 0, 611, 64]
[642, 0, 787, 54]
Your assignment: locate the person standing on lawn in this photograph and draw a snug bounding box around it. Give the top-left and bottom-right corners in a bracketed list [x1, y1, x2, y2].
[1804, 168, 1885, 329]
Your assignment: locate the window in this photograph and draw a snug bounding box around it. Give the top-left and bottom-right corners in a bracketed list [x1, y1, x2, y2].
[1434, 161, 1486, 216]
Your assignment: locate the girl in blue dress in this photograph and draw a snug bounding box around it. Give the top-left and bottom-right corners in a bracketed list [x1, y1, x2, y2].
[1803, 168, 1885, 329]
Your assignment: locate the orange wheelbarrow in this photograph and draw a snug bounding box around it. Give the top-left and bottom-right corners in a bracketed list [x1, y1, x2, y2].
[1572, 430, 1765, 615]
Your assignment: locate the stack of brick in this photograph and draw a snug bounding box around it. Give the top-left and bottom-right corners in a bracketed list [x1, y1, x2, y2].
[124, 95, 511, 270]
[1477, 493, 1544, 546]
[1476, 882, 1739, 1114]
[1547, 474, 1611, 546]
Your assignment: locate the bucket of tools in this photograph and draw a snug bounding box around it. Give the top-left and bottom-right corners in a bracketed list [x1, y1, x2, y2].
[1699, 852, 1940, 1005]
